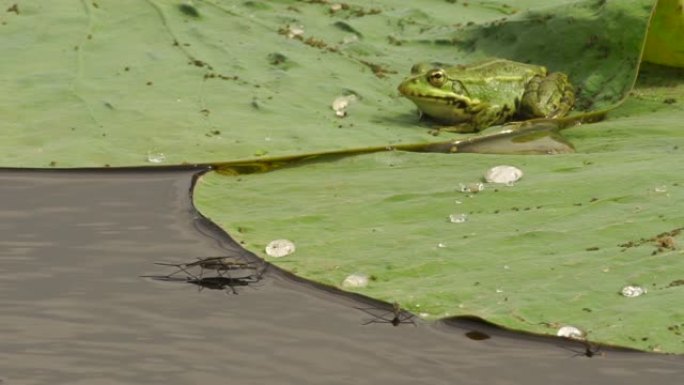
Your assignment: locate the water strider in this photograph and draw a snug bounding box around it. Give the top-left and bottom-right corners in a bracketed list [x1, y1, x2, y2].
[154, 256, 264, 279]
[357, 302, 417, 327]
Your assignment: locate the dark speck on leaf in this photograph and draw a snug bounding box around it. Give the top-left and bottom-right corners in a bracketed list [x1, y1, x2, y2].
[267, 52, 287, 66]
[190, 59, 210, 69]
[6, 3, 19, 14]
[664, 98, 677, 104]
[178, 3, 200, 17]
[146, 81, 153, 86]
[124, 66, 130, 71]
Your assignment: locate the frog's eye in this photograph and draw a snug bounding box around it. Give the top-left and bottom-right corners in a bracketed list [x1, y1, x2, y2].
[427, 69, 447, 87]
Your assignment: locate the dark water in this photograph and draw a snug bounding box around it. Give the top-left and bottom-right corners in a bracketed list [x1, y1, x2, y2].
[0, 169, 681, 385]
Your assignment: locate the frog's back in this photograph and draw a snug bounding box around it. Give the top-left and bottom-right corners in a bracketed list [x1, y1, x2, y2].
[452, 59, 546, 106]
[458, 59, 545, 76]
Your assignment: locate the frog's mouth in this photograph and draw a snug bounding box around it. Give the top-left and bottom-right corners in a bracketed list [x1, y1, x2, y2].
[398, 88, 475, 123]
[398, 83, 472, 107]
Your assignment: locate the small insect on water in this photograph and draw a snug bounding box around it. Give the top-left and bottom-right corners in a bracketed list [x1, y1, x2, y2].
[563, 338, 604, 358]
[154, 256, 262, 280]
[144, 255, 267, 295]
[357, 302, 416, 327]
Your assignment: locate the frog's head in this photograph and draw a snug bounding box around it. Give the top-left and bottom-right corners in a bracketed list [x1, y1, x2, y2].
[398, 64, 480, 124]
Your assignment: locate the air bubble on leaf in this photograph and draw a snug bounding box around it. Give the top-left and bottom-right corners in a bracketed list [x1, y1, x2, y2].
[448, 213, 468, 223]
[437, 243, 447, 248]
[332, 94, 357, 117]
[459, 182, 484, 193]
[621, 285, 647, 297]
[146, 152, 166, 164]
[341, 273, 369, 288]
[265, 239, 296, 258]
[484, 165, 523, 185]
[557, 325, 585, 340]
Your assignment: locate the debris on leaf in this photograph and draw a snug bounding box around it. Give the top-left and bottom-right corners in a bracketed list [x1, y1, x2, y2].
[458, 182, 484, 194]
[279, 24, 305, 39]
[331, 94, 357, 117]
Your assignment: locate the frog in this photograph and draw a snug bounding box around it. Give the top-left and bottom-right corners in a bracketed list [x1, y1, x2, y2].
[397, 59, 575, 133]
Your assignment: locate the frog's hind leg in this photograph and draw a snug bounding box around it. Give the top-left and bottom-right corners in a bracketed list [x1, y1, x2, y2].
[520, 72, 575, 119]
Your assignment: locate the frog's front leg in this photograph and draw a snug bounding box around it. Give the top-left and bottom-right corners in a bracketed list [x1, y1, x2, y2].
[520, 72, 575, 119]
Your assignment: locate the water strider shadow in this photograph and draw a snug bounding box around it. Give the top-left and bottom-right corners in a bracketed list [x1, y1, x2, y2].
[143, 255, 268, 294]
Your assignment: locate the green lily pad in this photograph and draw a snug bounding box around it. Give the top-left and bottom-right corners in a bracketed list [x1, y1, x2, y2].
[191, 0, 684, 353]
[0, 0, 654, 167]
[195, 82, 684, 352]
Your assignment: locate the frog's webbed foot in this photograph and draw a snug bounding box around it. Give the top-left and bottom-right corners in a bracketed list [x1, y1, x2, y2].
[521, 72, 575, 119]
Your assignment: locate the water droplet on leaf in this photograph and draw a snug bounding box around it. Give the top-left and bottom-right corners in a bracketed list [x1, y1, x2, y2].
[621, 285, 646, 297]
[146, 152, 166, 164]
[265, 239, 295, 258]
[448, 213, 468, 223]
[484, 165, 523, 184]
[341, 273, 369, 288]
[557, 325, 585, 339]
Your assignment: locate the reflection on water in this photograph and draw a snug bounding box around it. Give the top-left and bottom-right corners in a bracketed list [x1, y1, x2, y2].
[0, 169, 682, 385]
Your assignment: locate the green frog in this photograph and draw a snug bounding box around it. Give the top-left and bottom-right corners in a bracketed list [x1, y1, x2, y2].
[397, 59, 575, 133]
